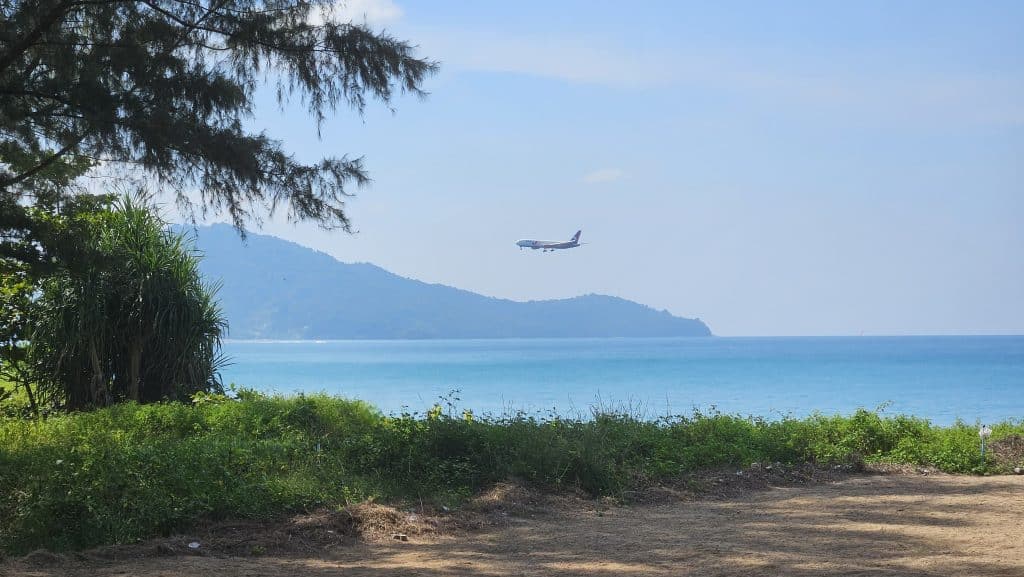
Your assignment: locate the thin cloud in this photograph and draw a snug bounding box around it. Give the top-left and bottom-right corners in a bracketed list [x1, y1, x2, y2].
[417, 30, 674, 88]
[415, 25, 1021, 126]
[311, 0, 404, 27]
[583, 168, 625, 184]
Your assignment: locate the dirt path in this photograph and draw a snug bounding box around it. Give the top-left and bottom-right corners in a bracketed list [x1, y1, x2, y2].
[5, 474, 1024, 576]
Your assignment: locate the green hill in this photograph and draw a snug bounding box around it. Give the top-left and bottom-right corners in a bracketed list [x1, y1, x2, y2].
[189, 224, 712, 339]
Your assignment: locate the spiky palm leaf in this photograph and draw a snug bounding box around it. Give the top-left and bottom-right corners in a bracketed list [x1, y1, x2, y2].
[29, 196, 227, 409]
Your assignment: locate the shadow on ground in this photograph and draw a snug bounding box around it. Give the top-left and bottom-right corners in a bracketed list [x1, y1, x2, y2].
[5, 474, 1023, 577]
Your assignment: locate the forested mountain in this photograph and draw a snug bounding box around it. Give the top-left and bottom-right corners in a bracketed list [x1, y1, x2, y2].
[189, 224, 712, 339]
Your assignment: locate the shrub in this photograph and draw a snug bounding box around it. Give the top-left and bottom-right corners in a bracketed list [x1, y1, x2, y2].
[1, 396, 1021, 554]
[26, 196, 226, 410]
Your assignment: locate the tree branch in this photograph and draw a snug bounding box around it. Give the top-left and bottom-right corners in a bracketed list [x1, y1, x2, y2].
[0, 1, 75, 75]
[0, 135, 86, 189]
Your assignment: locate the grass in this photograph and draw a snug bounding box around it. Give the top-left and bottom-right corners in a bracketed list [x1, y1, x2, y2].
[1, 391, 1021, 554]
[0, 376, 31, 418]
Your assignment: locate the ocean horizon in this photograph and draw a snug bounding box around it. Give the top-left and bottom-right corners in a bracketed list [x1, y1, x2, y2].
[220, 335, 1024, 426]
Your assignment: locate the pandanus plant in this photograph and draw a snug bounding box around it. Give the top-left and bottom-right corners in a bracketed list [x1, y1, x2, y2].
[28, 196, 227, 410]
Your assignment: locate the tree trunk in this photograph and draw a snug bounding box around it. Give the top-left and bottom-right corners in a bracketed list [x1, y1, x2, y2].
[129, 339, 142, 402]
[88, 339, 105, 407]
[21, 378, 38, 418]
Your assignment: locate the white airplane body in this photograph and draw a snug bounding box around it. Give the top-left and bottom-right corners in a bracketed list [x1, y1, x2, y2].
[517, 230, 583, 252]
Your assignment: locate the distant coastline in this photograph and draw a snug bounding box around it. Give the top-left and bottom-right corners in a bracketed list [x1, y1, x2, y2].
[220, 334, 1022, 342]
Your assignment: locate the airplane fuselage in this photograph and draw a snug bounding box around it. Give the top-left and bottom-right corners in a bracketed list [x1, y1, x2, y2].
[516, 239, 578, 249]
[516, 230, 583, 251]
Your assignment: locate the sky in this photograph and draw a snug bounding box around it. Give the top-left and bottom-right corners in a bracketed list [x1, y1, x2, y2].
[176, 0, 1022, 336]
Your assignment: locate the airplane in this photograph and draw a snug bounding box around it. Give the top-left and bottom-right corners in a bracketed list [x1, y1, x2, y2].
[516, 230, 583, 252]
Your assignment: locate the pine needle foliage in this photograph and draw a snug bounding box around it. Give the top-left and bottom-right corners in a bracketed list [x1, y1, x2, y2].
[0, 0, 438, 237]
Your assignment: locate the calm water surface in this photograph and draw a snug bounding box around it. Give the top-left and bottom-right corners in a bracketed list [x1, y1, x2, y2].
[220, 336, 1023, 425]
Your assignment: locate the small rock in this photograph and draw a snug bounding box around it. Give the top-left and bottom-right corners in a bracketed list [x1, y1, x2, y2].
[1014, 467, 1022, 475]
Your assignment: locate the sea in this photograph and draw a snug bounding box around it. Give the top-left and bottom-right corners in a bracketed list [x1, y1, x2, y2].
[220, 336, 1023, 425]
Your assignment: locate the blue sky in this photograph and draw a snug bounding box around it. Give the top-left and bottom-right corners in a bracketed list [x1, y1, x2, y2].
[186, 0, 1022, 336]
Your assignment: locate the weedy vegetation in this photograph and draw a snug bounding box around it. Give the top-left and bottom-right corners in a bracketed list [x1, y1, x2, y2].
[1, 391, 1021, 554]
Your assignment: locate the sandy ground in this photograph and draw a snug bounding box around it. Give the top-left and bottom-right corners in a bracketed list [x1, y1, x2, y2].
[4, 473, 1024, 577]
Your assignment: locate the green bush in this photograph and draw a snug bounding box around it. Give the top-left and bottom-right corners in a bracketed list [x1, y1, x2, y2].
[25, 196, 227, 411]
[1, 394, 1020, 554]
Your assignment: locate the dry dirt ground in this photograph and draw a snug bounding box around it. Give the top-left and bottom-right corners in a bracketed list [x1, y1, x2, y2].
[4, 473, 1024, 577]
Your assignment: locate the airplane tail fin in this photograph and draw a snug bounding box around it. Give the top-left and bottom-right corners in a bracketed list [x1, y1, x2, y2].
[571, 230, 582, 243]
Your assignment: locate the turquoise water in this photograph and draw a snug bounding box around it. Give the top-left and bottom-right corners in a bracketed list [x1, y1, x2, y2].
[220, 336, 1023, 425]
